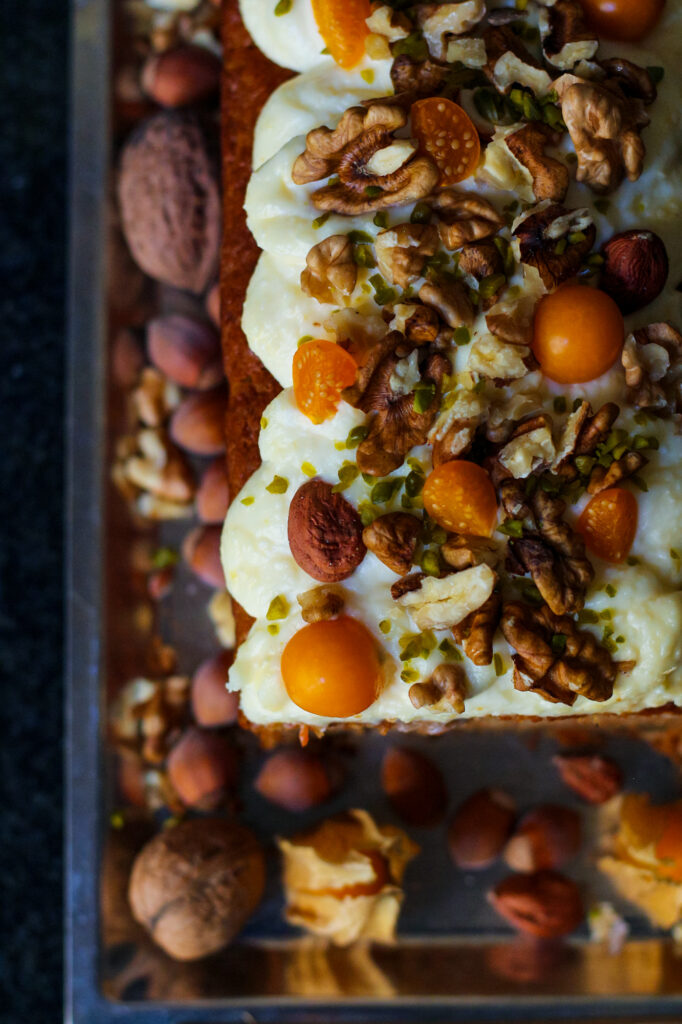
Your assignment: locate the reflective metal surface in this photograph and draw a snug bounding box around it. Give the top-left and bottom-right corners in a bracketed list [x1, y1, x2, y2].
[66, 1, 682, 1020]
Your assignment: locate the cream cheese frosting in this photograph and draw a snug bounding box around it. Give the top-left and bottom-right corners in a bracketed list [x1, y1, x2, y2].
[226, 0, 682, 727]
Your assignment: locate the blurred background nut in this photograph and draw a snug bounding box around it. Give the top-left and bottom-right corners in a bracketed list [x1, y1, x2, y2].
[448, 788, 516, 869]
[381, 746, 447, 827]
[146, 314, 223, 390]
[504, 805, 582, 873]
[141, 44, 221, 108]
[170, 385, 227, 455]
[191, 650, 239, 727]
[488, 870, 584, 938]
[552, 752, 623, 804]
[205, 281, 220, 327]
[111, 327, 144, 388]
[182, 525, 225, 588]
[128, 818, 266, 960]
[255, 748, 338, 812]
[166, 726, 238, 809]
[117, 111, 220, 294]
[196, 457, 229, 523]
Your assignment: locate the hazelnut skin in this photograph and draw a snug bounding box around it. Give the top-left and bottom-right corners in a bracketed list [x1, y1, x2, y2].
[504, 805, 581, 872]
[381, 747, 447, 827]
[191, 651, 239, 727]
[255, 748, 335, 812]
[600, 229, 668, 314]
[166, 727, 238, 810]
[448, 788, 516, 869]
[196, 458, 230, 524]
[128, 818, 265, 960]
[146, 314, 223, 390]
[170, 386, 227, 456]
[182, 525, 225, 589]
[141, 45, 221, 109]
[205, 281, 220, 328]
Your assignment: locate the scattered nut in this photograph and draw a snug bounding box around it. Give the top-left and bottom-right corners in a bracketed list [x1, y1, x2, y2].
[363, 512, 421, 575]
[166, 726, 238, 810]
[514, 204, 595, 289]
[417, 0, 486, 59]
[170, 385, 226, 455]
[128, 818, 265, 960]
[381, 746, 448, 827]
[505, 123, 569, 203]
[288, 479, 366, 583]
[553, 753, 623, 804]
[141, 44, 221, 108]
[539, 0, 598, 70]
[255, 748, 336, 812]
[182, 525, 225, 588]
[301, 235, 357, 305]
[448, 788, 516, 869]
[111, 327, 144, 388]
[297, 585, 345, 623]
[397, 564, 497, 631]
[488, 870, 584, 938]
[409, 662, 468, 714]
[600, 229, 668, 314]
[117, 111, 220, 293]
[191, 650, 239, 727]
[132, 366, 182, 427]
[374, 223, 439, 288]
[196, 457, 229, 523]
[431, 191, 505, 250]
[146, 314, 223, 390]
[504, 805, 582, 872]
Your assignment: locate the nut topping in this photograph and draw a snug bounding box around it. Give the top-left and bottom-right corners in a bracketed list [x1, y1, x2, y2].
[301, 235, 358, 305]
[552, 753, 623, 804]
[297, 586, 346, 623]
[501, 600, 617, 704]
[288, 479, 366, 583]
[416, 0, 486, 60]
[363, 512, 421, 574]
[505, 123, 570, 203]
[409, 662, 468, 713]
[429, 389, 486, 465]
[539, 0, 598, 70]
[600, 229, 668, 314]
[374, 223, 439, 288]
[449, 788, 516, 869]
[489, 870, 584, 938]
[396, 563, 497, 630]
[622, 321, 682, 416]
[513, 203, 595, 288]
[431, 190, 505, 250]
[483, 25, 553, 96]
[504, 805, 582, 872]
[419, 279, 475, 328]
[451, 591, 501, 666]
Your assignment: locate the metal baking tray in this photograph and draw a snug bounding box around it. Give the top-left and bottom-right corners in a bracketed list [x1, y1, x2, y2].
[65, 0, 682, 1019]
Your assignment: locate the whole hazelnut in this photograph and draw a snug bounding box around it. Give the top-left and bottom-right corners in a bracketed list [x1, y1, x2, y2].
[255, 748, 336, 812]
[381, 747, 447, 827]
[117, 111, 220, 294]
[170, 385, 226, 455]
[196, 458, 230, 524]
[141, 45, 221, 109]
[600, 229, 668, 314]
[205, 281, 220, 328]
[128, 818, 265, 960]
[166, 727, 238, 809]
[182, 525, 225, 589]
[191, 651, 239, 727]
[504, 805, 581, 872]
[146, 314, 223, 390]
[448, 788, 516, 869]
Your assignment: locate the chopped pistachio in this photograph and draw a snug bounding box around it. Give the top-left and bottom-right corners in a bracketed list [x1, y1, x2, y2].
[373, 211, 389, 229]
[594, 199, 610, 215]
[493, 652, 506, 676]
[266, 475, 289, 494]
[413, 380, 436, 414]
[554, 238, 568, 256]
[348, 229, 374, 244]
[553, 396, 567, 413]
[358, 501, 380, 526]
[274, 0, 292, 14]
[577, 609, 599, 624]
[240, 496, 255, 506]
[568, 231, 586, 245]
[405, 470, 424, 498]
[333, 462, 359, 492]
[626, 556, 639, 566]
[551, 633, 567, 655]
[361, 69, 375, 84]
[312, 211, 331, 229]
[369, 273, 396, 305]
[453, 325, 471, 346]
[498, 519, 524, 538]
[346, 424, 369, 448]
[354, 244, 376, 268]
[267, 623, 280, 635]
[439, 638, 463, 661]
[364, 185, 384, 198]
[260, 416, 269, 429]
[401, 665, 420, 683]
[301, 462, 317, 477]
[379, 619, 392, 634]
[266, 595, 289, 621]
[152, 547, 179, 569]
[421, 549, 441, 576]
[371, 477, 404, 504]
[605, 583, 617, 597]
[632, 475, 648, 492]
[410, 201, 431, 225]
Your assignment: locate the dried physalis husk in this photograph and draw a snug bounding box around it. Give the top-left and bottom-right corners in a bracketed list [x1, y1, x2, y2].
[278, 809, 418, 946]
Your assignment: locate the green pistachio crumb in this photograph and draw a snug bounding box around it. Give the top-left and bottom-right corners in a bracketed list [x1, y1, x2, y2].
[551, 633, 567, 655]
[631, 475, 648, 492]
[439, 638, 463, 661]
[493, 652, 505, 676]
[260, 416, 269, 429]
[410, 201, 432, 225]
[371, 477, 404, 504]
[353, 244, 376, 268]
[453, 325, 471, 346]
[401, 665, 420, 683]
[373, 211, 389, 229]
[553, 396, 567, 413]
[240, 496, 255, 506]
[348, 229, 374, 244]
[421, 549, 441, 576]
[577, 609, 599, 624]
[369, 273, 396, 305]
[605, 583, 617, 597]
[364, 185, 384, 198]
[152, 547, 179, 570]
[360, 69, 374, 84]
[413, 380, 436, 414]
[266, 475, 289, 495]
[266, 595, 289, 621]
[301, 462, 317, 478]
[346, 424, 369, 448]
[497, 519, 524, 538]
[274, 0, 292, 14]
[594, 199, 610, 215]
[379, 619, 391, 634]
[267, 623, 280, 635]
[312, 212, 331, 229]
[626, 556, 639, 566]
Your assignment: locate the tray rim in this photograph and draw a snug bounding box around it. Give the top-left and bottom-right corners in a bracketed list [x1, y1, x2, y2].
[64, 1, 682, 1020]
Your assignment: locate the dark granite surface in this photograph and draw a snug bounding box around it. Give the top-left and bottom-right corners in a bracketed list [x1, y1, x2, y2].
[0, 1, 68, 1021]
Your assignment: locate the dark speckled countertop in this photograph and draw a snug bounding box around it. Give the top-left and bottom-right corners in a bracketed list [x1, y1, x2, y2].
[0, 1, 68, 1020]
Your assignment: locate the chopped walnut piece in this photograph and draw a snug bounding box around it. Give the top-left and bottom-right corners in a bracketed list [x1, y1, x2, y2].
[390, 54, 451, 101]
[375, 223, 439, 288]
[483, 25, 553, 96]
[587, 451, 648, 494]
[468, 334, 530, 380]
[366, 3, 412, 44]
[293, 104, 439, 215]
[452, 592, 501, 666]
[419, 280, 474, 329]
[498, 477, 532, 521]
[599, 58, 657, 105]
[501, 600, 617, 704]
[415, 0, 486, 60]
[297, 586, 345, 623]
[554, 74, 649, 194]
[391, 303, 441, 345]
[409, 663, 468, 714]
[429, 389, 485, 466]
[431, 191, 505, 250]
[509, 490, 593, 616]
[498, 423, 556, 479]
[513, 203, 595, 288]
[391, 571, 426, 601]
[132, 367, 181, 427]
[485, 310, 532, 347]
[458, 240, 503, 281]
[505, 123, 570, 203]
[552, 401, 620, 477]
[622, 322, 682, 416]
[396, 563, 497, 630]
[539, 0, 598, 70]
[301, 235, 357, 306]
[355, 348, 450, 477]
[341, 329, 401, 408]
[363, 512, 421, 574]
[441, 534, 499, 571]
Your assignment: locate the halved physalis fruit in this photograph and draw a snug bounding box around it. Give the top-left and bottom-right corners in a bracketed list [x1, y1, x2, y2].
[423, 460, 497, 536]
[576, 487, 638, 563]
[411, 97, 481, 186]
[578, 0, 665, 41]
[532, 283, 624, 384]
[281, 616, 381, 718]
[618, 793, 682, 883]
[293, 339, 357, 424]
[311, 0, 371, 70]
